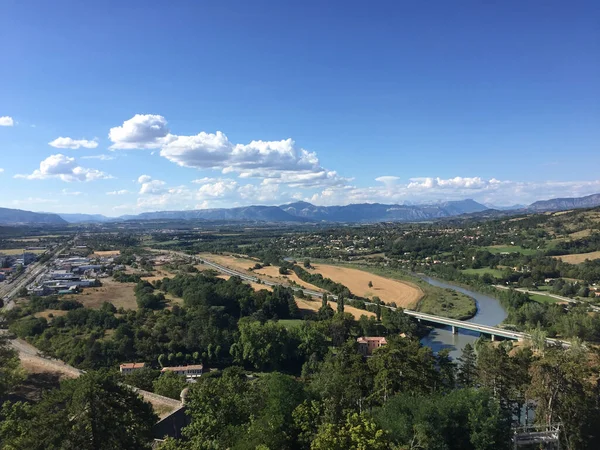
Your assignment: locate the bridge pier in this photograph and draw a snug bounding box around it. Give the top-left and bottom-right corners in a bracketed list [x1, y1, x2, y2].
[451, 326, 457, 335]
[491, 334, 496, 342]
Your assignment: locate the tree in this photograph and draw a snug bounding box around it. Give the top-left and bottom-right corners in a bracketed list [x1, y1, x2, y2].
[528, 347, 600, 449]
[368, 281, 373, 289]
[242, 373, 306, 449]
[1, 371, 157, 450]
[368, 337, 438, 404]
[230, 318, 296, 371]
[336, 295, 345, 314]
[373, 389, 511, 450]
[304, 259, 311, 269]
[279, 266, 289, 275]
[311, 413, 390, 450]
[321, 293, 328, 308]
[457, 343, 477, 388]
[123, 367, 161, 392]
[310, 342, 373, 421]
[183, 367, 262, 449]
[0, 333, 24, 398]
[153, 371, 187, 400]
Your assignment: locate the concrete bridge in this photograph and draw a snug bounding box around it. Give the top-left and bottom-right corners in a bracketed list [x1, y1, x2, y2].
[185, 253, 571, 347]
[401, 310, 569, 347]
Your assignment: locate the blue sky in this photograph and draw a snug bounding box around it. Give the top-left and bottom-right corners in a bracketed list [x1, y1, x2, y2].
[1, 0, 599, 215]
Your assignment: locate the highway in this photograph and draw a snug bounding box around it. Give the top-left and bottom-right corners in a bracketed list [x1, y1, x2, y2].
[172, 252, 572, 347]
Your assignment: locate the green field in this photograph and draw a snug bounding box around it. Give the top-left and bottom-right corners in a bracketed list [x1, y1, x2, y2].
[277, 319, 304, 329]
[484, 245, 539, 255]
[528, 293, 561, 304]
[461, 268, 505, 277]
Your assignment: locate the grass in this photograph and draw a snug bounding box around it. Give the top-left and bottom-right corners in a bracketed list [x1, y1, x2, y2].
[528, 293, 561, 304]
[278, 319, 304, 329]
[416, 288, 478, 320]
[461, 268, 505, 277]
[484, 245, 539, 256]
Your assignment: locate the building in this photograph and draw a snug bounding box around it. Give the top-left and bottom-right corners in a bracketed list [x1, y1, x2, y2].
[119, 362, 146, 374]
[161, 364, 203, 379]
[357, 337, 388, 356]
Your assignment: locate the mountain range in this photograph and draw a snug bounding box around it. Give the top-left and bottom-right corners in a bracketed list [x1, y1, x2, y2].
[3, 193, 600, 225]
[526, 193, 600, 212]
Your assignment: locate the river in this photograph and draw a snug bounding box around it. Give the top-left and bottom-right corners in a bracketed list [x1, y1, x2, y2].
[418, 276, 508, 359]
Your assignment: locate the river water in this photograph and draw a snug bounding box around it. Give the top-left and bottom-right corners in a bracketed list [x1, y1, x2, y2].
[418, 276, 508, 359]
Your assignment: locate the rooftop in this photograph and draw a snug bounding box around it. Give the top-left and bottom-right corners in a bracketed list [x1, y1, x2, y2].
[120, 362, 146, 369]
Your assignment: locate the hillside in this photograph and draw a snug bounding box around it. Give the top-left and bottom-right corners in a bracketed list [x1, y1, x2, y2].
[0, 207, 67, 225]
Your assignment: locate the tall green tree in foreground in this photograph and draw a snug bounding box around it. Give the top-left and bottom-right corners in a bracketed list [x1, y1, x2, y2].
[0, 333, 24, 399]
[0, 371, 157, 450]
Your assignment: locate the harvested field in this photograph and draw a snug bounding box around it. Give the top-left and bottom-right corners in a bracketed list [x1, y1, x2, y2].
[64, 278, 138, 310]
[569, 229, 592, 239]
[309, 264, 423, 307]
[255, 266, 323, 292]
[0, 248, 46, 255]
[295, 297, 374, 320]
[141, 269, 174, 283]
[34, 310, 68, 320]
[556, 251, 600, 264]
[92, 250, 121, 257]
[198, 253, 261, 272]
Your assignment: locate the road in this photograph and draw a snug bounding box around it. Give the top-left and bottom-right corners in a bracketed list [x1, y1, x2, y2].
[494, 285, 600, 312]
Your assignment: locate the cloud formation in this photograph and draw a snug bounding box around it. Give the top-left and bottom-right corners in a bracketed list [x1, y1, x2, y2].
[109, 114, 173, 149]
[107, 190, 130, 195]
[109, 114, 347, 188]
[15, 154, 112, 182]
[0, 116, 14, 126]
[49, 137, 99, 149]
[307, 177, 600, 207]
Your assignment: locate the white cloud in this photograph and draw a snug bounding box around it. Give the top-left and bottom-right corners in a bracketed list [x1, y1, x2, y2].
[15, 154, 112, 182]
[137, 174, 152, 184]
[407, 176, 488, 190]
[375, 176, 400, 187]
[192, 177, 219, 184]
[109, 114, 173, 149]
[109, 114, 348, 189]
[307, 176, 600, 207]
[81, 154, 116, 161]
[197, 179, 238, 199]
[49, 137, 98, 149]
[138, 176, 167, 195]
[0, 168, 4, 174]
[0, 116, 14, 127]
[107, 190, 130, 195]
